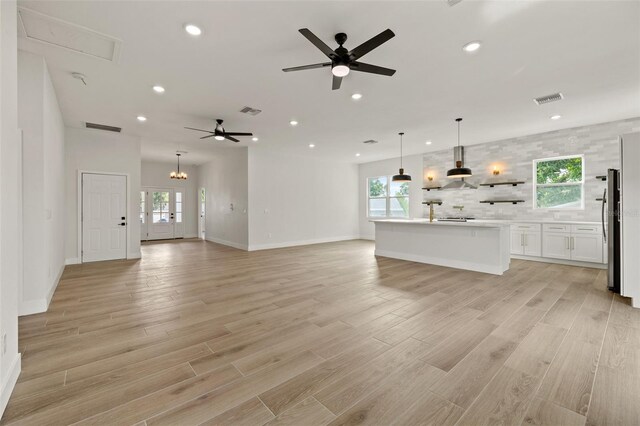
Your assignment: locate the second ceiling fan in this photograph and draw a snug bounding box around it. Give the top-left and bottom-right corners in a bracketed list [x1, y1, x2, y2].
[184, 119, 253, 143]
[283, 28, 396, 90]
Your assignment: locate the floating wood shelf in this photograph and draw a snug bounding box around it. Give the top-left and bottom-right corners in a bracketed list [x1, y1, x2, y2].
[478, 181, 525, 188]
[596, 198, 604, 201]
[422, 186, 442, 191]
[595, 175, 607, 181]
[422, 201, 443, 206]
[480, 200, 525, 205]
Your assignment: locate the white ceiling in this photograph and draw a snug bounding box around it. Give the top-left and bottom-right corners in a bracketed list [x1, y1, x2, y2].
[17, 0, 640, 165]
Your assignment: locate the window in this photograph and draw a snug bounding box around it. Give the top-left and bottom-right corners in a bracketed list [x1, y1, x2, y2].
[140, 191, 145, 223]
[534, 155, 584, 209]
[367, 176, 410, 217]
[175, 191, 183, 223]
[152, 191, 170, 223]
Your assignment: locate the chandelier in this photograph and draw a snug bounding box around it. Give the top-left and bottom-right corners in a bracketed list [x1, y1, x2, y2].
[170, 153, 187, 180]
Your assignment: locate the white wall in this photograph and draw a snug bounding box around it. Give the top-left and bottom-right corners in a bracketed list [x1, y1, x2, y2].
[65, 127, 142, 263]
[17, 51, 65, 315]
[358, 153, 424, 240]
[197, 148, 248, 250]
[621, 132, 640, 307]
[141, 161, 199, 238]
[248, 145, 359, 250]
[0, 0, 22, 415]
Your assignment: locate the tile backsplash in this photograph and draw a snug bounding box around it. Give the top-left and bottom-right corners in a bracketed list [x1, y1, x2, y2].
[422, 118, 640, 222]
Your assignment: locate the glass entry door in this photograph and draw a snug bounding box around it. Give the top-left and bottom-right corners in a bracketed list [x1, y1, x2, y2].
[141, 188, 186, 241]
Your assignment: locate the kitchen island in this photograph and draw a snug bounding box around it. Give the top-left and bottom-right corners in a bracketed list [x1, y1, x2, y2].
[372, 219, 511, 275]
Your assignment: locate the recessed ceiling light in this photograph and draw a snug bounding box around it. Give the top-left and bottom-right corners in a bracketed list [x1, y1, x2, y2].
[308, 143, 315, 148]
[351, 93, 362, 100]
[184, 24, 202, 36]
[425, 140, 432, 145]
[290, 120, 298, 126]
[355, 153, 361, 157]
[462, 41, 482, 53]
[252, 137, 259, 142]
[137, 115, 147, 122]
[152, 85, 165, 93]
[550, 115, 562, 120]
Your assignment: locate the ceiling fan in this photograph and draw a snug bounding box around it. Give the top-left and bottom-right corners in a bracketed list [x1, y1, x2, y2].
[283, 28, 396, 90]
[184, 119, 253, 143]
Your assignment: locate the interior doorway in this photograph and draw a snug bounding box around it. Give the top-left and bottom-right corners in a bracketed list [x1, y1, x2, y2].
[199, 187, 206, 239]
[140, 187, 185, 241]
[82, 173, 127, 262]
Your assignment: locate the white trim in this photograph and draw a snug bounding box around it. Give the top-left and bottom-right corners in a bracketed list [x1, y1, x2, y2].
[511, 254, 607, 269]
[0, 354, 21, 417]
[78, 171, 130, 263]
[375, 248, 506, 275]
[127, 251, 141, 260]
[19, 261, 64, 316]
[532, 154, 585, 211]
[205, 237, 249, 251]
[248, 235, 360, 251]
[65, 257, 80, 265]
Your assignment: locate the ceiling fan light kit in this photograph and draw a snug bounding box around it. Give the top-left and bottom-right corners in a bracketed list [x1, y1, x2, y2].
[283, 28, 396, 90]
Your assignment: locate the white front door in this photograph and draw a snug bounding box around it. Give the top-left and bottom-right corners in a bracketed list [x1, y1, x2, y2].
[147, 188, 175, 240]
[82, 173, 127, 262]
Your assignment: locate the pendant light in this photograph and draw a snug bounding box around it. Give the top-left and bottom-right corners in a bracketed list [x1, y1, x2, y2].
[170, 153, 188, 180]
[442, 118, 476, 190]
[446, 118, 473, 179]
[392, 132, 411, 182]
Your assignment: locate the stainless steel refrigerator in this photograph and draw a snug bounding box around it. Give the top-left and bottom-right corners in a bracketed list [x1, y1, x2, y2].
[602, 168, 621, 293]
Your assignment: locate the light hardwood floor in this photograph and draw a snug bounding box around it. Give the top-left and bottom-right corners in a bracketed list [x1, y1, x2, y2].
[2, 239, 639, 425]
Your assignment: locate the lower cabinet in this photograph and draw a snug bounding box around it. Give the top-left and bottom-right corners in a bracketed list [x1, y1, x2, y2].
[542, 224, 603, 263]
[542, 232, 572, 260]
[510, 224, 542, 257]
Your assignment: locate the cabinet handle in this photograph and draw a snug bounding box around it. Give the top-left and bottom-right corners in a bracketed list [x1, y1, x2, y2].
[577, 227, 593, 231]
[571, 237, 575, 250]
[549, 226, 564, 230]
[521, 234, 524, 246]
[524, 234, 527, 246]
[565, 236, 569, 249]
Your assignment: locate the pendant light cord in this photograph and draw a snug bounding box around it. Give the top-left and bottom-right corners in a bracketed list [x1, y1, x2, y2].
[399, 132, 404, 168]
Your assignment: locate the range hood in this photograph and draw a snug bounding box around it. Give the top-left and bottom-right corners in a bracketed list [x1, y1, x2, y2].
[442, 146, 477, 190]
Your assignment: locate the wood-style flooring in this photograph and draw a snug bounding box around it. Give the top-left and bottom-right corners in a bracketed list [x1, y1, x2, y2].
[3, 239, 639, 425]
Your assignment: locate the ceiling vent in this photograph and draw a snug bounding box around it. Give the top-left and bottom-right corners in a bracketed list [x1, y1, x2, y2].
[447, 0, 464, 6]
[17, 7, 122, 62]
[363, 139, 379, 144]
[239, 106, 262, 116]
[85, 122, 121, 133]
[534, 92, 564, 105]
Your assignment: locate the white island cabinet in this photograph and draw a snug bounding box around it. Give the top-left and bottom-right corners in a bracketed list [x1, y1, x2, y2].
[372, 219, 511, 275]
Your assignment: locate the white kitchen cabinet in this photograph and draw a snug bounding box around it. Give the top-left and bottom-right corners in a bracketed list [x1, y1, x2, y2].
[541, 223, 603, 263]
[543, 232, 572, 260]
[571, 234, 603, 263]
[510, 224, 541, 256]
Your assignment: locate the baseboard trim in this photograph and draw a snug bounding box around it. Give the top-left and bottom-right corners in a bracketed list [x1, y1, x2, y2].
[19, 263, 64, 316]
[0, 353, 21, 417]
[65, 257, 80, 265]
[511, 254, 607, 269]
[205, 237, 249, 251]
[127, 251, 142, 260]
[248, 235, 361, 251]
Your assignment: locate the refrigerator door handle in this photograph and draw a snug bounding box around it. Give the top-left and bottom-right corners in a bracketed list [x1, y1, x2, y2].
[601, 188, 607, 242]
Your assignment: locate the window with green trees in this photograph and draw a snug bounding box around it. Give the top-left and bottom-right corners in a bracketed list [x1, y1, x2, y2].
[534, 155, 584, 209]
[367, 176, 409, 217]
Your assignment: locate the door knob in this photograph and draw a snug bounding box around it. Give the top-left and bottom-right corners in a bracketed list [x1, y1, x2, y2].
[118, 222, 126, 226]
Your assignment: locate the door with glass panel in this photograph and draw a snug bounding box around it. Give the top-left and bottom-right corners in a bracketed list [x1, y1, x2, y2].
[146, 188, 175, 240]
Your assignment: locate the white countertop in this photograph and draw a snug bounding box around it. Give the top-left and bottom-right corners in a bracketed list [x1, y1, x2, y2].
[370, 218, 510, 228]
[370, 218, 601, 226]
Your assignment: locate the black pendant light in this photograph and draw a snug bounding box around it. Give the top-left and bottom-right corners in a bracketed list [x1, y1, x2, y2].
[446, 118, 473, 178]
[392, 132, 411, 182]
